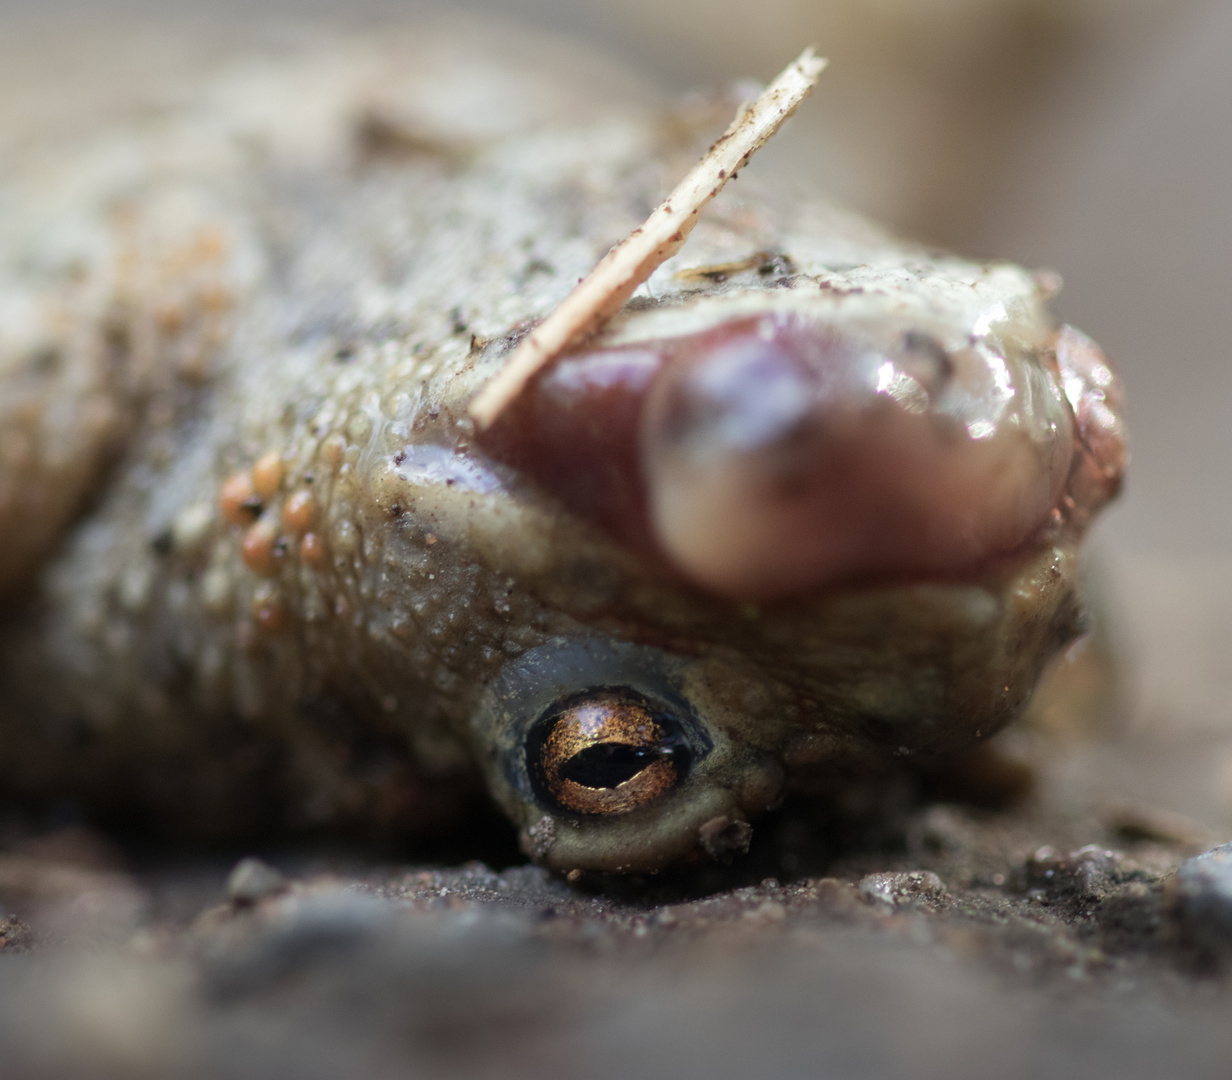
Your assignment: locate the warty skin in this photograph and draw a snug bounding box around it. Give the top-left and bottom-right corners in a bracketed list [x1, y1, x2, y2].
[0, 19, 1124, 873]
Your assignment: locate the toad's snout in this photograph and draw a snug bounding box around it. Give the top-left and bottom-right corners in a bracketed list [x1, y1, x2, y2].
[481, 311, 1111, 600]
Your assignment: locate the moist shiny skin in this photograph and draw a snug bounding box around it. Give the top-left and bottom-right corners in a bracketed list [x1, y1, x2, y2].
[0, 21, 1124, 873]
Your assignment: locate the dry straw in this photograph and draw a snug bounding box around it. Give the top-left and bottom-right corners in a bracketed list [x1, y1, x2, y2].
[468, 47, 827, 428]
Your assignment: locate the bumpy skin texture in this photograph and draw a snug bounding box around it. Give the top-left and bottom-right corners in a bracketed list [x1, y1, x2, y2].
[0, 21, 1122, 872]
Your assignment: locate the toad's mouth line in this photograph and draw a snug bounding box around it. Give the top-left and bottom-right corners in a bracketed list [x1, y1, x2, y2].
[477, 313, 1124, 602]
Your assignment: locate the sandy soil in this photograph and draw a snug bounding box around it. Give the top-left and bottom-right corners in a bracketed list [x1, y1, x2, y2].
[2, 661, 1232, 1080]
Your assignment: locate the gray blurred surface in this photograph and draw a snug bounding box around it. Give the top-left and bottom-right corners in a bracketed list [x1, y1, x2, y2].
[993, 1, 1232, 557]
[981, 2, 1232, 785]
[3, 844, 1232, 1080]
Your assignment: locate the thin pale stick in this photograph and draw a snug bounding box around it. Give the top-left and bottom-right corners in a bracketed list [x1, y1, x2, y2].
[469, 46, 827, 428]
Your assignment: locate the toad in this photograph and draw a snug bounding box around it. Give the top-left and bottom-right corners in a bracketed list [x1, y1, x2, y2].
[0, 19, 1124, 873]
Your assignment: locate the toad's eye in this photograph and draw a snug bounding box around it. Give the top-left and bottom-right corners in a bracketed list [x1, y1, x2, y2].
[526, 689, 694, 816]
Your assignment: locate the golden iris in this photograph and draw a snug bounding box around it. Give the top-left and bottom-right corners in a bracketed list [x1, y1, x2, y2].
[530, 689, 690, 816]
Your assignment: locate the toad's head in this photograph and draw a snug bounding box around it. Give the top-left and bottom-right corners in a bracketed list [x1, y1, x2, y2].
[457, 260, 1125, 873]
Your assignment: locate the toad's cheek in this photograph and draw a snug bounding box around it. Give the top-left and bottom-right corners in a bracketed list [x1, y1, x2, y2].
[481, 314, 1076, 600]
[642, 324, 1074, 599]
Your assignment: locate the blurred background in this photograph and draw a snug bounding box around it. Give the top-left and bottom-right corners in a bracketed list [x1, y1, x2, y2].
[3, 0, 1231, 821]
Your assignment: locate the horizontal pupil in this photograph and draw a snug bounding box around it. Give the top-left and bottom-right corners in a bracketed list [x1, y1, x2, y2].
[559, 742, 664, 789]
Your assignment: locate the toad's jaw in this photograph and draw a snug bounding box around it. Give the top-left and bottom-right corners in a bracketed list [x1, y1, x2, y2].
[480, 311, 1116, 601]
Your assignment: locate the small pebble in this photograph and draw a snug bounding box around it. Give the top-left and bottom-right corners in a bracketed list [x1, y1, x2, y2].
[225, 857, 287, 906]
[859, 871, 947, 908]
[1171, 841, 1232, 954]
[1024, 845, 1121, 900]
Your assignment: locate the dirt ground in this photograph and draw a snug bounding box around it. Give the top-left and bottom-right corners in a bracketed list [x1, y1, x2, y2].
[3, 647, 1232, 1080]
